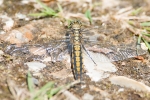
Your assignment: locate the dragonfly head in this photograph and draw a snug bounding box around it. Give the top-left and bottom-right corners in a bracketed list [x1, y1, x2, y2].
[70, 20, 82, 30]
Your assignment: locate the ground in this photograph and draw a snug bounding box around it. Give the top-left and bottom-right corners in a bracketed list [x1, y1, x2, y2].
[0, 0, 150, 100]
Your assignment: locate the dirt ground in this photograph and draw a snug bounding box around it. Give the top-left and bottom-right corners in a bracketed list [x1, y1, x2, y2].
[0, 0, 150, 100]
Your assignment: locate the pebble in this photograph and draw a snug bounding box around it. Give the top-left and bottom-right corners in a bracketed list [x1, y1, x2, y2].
[25, 61, 46, 72]
[82, 93, 94, 100]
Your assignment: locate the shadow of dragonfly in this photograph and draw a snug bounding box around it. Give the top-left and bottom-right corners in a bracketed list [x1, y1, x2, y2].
[4, 21, 147, 81]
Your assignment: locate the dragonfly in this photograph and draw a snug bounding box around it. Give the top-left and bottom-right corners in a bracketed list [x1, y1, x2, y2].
[3, 20, 147, 82]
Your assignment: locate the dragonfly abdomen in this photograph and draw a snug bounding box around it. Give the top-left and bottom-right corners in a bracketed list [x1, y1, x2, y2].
[72, 43, 83, 80]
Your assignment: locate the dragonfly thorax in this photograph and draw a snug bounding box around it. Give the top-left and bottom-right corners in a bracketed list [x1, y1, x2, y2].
[74, 32, 80, 36]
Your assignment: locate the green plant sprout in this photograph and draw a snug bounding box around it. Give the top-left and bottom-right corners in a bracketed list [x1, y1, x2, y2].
[139, 21, 150, 51]
[29, 0, 62, 17]
[27, 71, 60, 99]
[27, 71, 80, 100]
[128, 20, 150, 52]
[137, 32, 150, 51]
[85, 9, 92, 24]
[140, 22, 150, 27]
[27, 71, 70, 100]
[131, 7, 142, 16]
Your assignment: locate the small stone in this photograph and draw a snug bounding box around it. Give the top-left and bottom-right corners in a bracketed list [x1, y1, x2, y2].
[25, 61, 46, 72]
[82, 93, 94, 100]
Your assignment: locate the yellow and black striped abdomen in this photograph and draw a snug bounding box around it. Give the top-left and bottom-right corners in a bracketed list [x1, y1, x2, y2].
[72, 43, 83, 80]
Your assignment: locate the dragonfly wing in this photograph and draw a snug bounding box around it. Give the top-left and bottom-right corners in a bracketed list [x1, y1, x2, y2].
[4, 42, 70, 62]
[86, 44, 147, 61]
[106, 47, 147, 61]
[47, 47, 70, 62]
[5, 44, 30, 56]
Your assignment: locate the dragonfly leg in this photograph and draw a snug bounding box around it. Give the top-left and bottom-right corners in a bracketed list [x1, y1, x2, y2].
[82, 44, 97, 65]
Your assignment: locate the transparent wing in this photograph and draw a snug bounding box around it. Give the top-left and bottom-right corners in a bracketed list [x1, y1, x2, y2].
[4, 35, 147, 63]
[84, 43, 147, 62]
[4, 41, 70, 62]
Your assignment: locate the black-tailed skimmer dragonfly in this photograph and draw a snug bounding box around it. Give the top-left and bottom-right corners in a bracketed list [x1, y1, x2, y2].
[3, 20, 147, 82]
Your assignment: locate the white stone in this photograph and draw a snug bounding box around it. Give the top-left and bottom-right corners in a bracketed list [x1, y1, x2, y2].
[25, 61, 46, 72]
